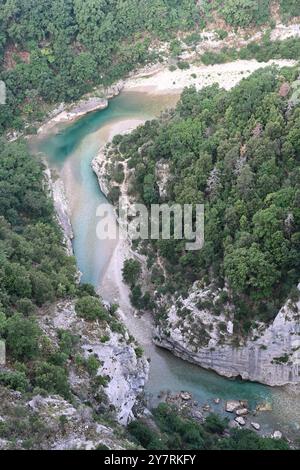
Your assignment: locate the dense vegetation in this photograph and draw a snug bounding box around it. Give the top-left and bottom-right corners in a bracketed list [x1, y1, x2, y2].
[111, 66, 300, 330]
[0, 138, 121, 402]
[0, 0, 199, 132]
[202, 0, 272, 28]
[0, 1, 299, 133]
[0, 0, 299, 450]
[201, 36, 300, 66]
[128, 403, 290, 450]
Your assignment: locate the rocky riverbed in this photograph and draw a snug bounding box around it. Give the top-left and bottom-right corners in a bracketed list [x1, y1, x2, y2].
[160, 391, 286, 440]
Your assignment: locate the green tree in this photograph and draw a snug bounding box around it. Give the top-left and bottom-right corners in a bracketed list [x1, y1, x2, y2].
[122, 259, 142, 286]
[75, 295, 108, 321]
[5, 313, 40, 360]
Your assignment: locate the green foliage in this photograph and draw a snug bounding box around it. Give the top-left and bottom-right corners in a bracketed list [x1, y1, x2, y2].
[0, 141, 77, 312]
[203, 413, 228, 434]
[128, 404, 290, 450]
[177, 61, 190, 70]
[75, 295, 108, 322]
[5, 314, 40, 361]
[219, 0, 271, 28]
[201, 37, 300, 66]
[0, 371, 29, 393]
[280, 1, 300, 21]
[34, 362, 70, 400]
[135, 346, 144, 358]
[128, 420, 163, 449]
[218, 428, 290, 450]
[58, 330, 79, 356]
[122, 259, 142, 287]
[111, 67, 300, 325]
[85, 355, 101, 376]
[0, 0, 200, 132]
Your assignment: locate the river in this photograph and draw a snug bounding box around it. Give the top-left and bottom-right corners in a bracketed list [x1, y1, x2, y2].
[34, 91, 300, 437]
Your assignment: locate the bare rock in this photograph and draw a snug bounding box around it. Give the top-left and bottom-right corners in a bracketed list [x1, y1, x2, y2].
[235, 416, 246, 426]
[180, 392, 192, 401]
[251, 422, 261, 431]
[225, 400, 241, 413]
[235, 408, 248, 416]
[272, 430, 283, 440]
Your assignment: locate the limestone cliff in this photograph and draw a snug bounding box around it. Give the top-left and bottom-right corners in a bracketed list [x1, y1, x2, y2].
[154, 282, 300, 387]
[0, 386, 141, 450]
[38, 300, 149, 425]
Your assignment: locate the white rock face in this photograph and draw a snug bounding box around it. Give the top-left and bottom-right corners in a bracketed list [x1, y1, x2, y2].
[235, 416, 246, 426]
[155, 160, 171, 200]
[225, 400, 242, 413]
[44, 168, 74, 256]
[0, 389, 137, 450]
[236, 408, 248, 417]
[251, 422, 261, 431]
[38, 300, 149, 425]
[154, 283, 300, 387]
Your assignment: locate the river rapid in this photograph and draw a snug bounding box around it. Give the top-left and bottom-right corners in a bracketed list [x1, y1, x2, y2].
[33, 91, 300, 437]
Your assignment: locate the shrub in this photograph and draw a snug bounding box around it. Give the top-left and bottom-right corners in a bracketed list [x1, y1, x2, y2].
[122, 259, 142, 286]
[177, 61, 190, 70]
[34, 362, 70, 399]
[204, 413, 228, 434]
[75, 296, 108, 322]
[5, 314, 40, 361]
[100, 334, 110, 343]
[216, 29, 228, 40]
[86, 355, 101, 376]
[135, 346, 144, 358]
[0, 371, 29, 393]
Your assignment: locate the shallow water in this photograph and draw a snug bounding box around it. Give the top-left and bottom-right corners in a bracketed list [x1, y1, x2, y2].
[35, 91, 300, 436]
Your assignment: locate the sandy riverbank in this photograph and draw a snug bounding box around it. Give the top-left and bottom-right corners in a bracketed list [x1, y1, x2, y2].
[124, 59, 297, 94]
[37, 82, 124, 136]
[91, 118, 155, 347]
[36, 57, 297, 138]
[94, 58, 297, 331]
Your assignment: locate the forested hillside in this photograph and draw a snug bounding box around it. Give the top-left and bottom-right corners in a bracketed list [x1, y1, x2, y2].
[0, 0, 299, 450]
[0, 0, 299, 132]
[107, 66, 300, 331]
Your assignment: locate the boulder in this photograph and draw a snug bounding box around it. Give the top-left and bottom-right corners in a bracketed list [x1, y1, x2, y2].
[251, 422, 261, 431]
[202, 404, 211, 412]
[180, 392, 192, 401]
[214, 398, 220, 404]
[225, 400, 241, 413]
[235, 408, 248, 416]
[256, 402, 272, 412]
[235, 416, 246, 426]
[191, 410, 203, 422]
[272, 430, 283, 440]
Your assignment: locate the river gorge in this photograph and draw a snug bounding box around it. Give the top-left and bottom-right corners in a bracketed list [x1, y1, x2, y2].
[32, 89, 300, 438]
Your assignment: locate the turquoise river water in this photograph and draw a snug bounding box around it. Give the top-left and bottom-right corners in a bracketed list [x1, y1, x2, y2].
[34, 91, 300, 436]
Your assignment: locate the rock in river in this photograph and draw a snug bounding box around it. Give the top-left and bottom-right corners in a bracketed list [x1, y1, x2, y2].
[235, 416, 246, 426]
[251, 422, 261, 431]
[225, 400, 241, 413]
[236, 408, 249, 416]
[272, 430, 283, 439]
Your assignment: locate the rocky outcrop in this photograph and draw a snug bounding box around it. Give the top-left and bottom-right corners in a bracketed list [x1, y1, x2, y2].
[91, 146, 110, 197]
[155, 160, 171, 200]
[37, 81, 124, 135]
[0, 386, 140, 450]
[38, 300, 149, 425]
[154, 283, 300, 387]
[44, 168, 74, 256]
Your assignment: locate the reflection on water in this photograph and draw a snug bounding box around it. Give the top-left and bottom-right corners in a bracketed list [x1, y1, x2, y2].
[34, 91, 299, 436]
